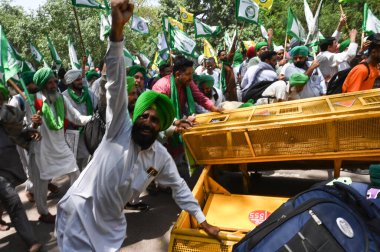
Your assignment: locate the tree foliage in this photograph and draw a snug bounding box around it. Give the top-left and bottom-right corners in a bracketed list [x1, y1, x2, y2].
[0, 0, 379, 71]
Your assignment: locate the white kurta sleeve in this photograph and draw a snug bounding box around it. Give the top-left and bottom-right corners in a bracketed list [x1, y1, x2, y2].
[332, 43, 358, 65]
[63, 95, 91, 125]
[104, 40, 130, 140]
[155, 154, 206, 224]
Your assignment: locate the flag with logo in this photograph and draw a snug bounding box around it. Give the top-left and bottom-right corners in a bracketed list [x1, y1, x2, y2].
[30, 43, 44, 64]
[194, 18, 221, 38]
[363, 3, 380, 35]
[253, 0, 273, 10]
[169, 24, 198, 58]
[204, 39, 218, 64]
[286, 8, 306, 42]
[131, 14, 149, 34]
[157, 32, 168, 54]
[68, 36, 81, 70]
[179, 6, 194, 24]
[235, 0, 259, 24]
[86, 49, 94, 69]
[123, 48, 136, 67]
[162, 16, 184, 32]
[72, 0, 106, 9]
[0, 25, 20, 82]
[47, 35, 62, 65]
[100, 13, 111, 41]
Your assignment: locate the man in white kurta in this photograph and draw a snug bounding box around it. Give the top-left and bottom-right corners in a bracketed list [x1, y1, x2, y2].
[56, 2, 220, 251]
[29, 68, 91, 223]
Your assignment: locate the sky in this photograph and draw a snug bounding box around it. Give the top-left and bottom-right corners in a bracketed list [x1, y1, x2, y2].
[11, 0, 159, 11]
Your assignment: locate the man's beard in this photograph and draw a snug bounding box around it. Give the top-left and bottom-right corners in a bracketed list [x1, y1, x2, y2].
[44, 90, 58, 104]
[131, 123, 159, 149]
[294, 61, 306, 68]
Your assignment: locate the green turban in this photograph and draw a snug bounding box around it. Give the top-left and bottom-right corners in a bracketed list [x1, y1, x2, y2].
[289, 73, 309, 86]
[133, 90, 175, 131]
[86, 70, 100, 81]
[290, 46, 309, 57]
[127, 65, 147, 78]
[233, 51, 244, 67]
[33, 67, 55, 89]
[339, 39, 350, 52]
[21, 71, 36, 85]
[0, 83, 9, 100]
[195, 74, 214, 88]
[126, 76, 135, 93]
[255, 41, 268, 52]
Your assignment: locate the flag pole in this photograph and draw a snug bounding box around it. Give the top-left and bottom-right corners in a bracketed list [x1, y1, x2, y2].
[239, 22, 245, 39]
[339, 4, 350, 31]
[7, 78, 36, 114]
[283, 32, 288, 60]
[72, 6, 86, 56]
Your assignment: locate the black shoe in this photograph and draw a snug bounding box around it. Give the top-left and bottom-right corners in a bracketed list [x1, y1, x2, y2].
[125, 202, 150, 211]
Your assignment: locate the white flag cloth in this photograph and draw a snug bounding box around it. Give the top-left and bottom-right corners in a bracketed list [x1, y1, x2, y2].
[169, 25, 198, 58]
[139, 53, 151, 68]
[157, 32, 168, 54]
[123, 48, 135, 67]
[30, 43, 44, 64]
[305, 0, 323, 45]
[100, 13, 111, 41]
[68, 37, 81, 70]
[131, 15, 149, 34]
[72, 0, 106, 9]
[363, 3, 380, 34]
[194, 18, 221, 38]
[260, 24, 268, 40]
[304, 0, 314, 33]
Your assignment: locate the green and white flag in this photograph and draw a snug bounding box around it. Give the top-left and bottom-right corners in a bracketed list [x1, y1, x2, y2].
[47, 35, 62, 65]
[304, 0, 323, 45]
[123, 48, 136, 67]
[194, 18, 221, 38]
[25, 61, 35, 71]
[100, 13, 111, 41]
[30, 43, 44, 64]
[86, 49, 94, 69]
[169, 24, 198, 58]
[72, 0, 106, 9]
[287, 8, 306, 42]
[157, 32, 168, 54]
[68, 36, 81, 70]
[131, 15, 149, 34]
[224, 31, 232, 50]
[139, 53, 151, 67]
[235, 0, 259, 24]
[363, 3, 380, 35]
[304, 0, 314, 34]
[0, 25, 20, 82]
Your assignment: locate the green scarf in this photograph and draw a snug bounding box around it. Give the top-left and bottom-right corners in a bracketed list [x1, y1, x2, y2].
[170, 74, 195, 119]
[220, 62, 227, 94]
[67, 86, 93, 115]
[42, 95, 65, 131]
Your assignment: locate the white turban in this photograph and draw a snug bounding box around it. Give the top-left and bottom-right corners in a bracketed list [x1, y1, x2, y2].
[274, 45, 285, 52]
[64, 70, 82, 85]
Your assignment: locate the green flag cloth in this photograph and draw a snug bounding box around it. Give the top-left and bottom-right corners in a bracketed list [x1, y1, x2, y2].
[47, 35, 62, 65]
[68, 36, 81, 70]
[123, 48, 136, 67]
[133, 90, 175, 131]
[0, 83, 9, 99]
[235, 0, 260, 24]
[339, 39, 350, 52]
[30, 43, 44, 64]
[86, 49, 94, 69]
[72, 0, 106, 9]
[131, 15, 149, 34]
[287, 8, 306, 42]
[0, 25, 20, 82]
[363, 3, 380, 35]
[169, 24, 198, 59]
[194, 18, 221, 38]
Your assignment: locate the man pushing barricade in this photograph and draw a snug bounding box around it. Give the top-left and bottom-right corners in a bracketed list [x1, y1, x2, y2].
[55, 1, 220, 251]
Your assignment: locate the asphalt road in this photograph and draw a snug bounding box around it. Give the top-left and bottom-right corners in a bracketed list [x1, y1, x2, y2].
[0, 164, 372, 252]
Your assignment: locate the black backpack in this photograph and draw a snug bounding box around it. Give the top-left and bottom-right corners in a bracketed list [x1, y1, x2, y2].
[326, 62, 370, 95]
[242, 80, 279, 103]
[83, 107, 106, 155]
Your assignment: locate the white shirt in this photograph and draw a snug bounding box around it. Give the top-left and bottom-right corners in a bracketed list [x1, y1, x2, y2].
[32, 92, 91, 180]
[317, 42, 358, 81]
[256, 81, 300, 105]
[56, 41, 206, 252]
